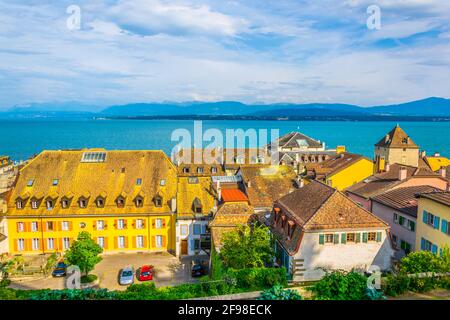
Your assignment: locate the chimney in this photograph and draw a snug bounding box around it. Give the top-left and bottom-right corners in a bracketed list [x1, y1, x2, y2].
[299, 178, 304, 188]
[247, 180, 251, 188]
[216, 180, 222, 202]
[170, 198, 177, 213]
[439, 167, 447, 178]
[385, 134, 389, 143]
[420, 150, 426, 158]
[399, 167, 407, 181]
[434, 152, 441, 157]
[385, 163, 390, 172]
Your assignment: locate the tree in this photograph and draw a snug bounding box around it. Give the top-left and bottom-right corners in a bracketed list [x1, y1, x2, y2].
[65, 232, 103, 276]
[220, 224, 274, 269]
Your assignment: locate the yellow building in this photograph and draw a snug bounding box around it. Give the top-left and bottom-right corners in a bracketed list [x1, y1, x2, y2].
[304, 153, 374, 191]
[415, 191, 450, 255]
[424, 155, 450, 172]
[4, 149, 178, 255]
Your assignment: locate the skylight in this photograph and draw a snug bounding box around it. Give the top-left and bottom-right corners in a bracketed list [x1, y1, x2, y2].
[81, 152, 107, 163]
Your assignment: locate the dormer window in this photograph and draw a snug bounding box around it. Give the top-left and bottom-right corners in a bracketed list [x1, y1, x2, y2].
[52, 179, 59, 186]
[31, 199, 39, 209]
[197, 167, 204, 174]
[183, 167, 190, 173]
[135, 197, 143, 207]
[96, 197, 105, 208]
[211, 167, 218, 174]
[61, 198, 70, 209]
[16, 200, 23, 209]
[136, 178, 142, 186]
[160, 179, 166, 186]
[193, 198, 203, 214]
[27, 179, 34, 187]
[79, 198, 87, 208]
[154, 196, 163, 207]
[402, 137, 409, 144]
[46, 200, 54, 210]
[116, 197, 125, 208]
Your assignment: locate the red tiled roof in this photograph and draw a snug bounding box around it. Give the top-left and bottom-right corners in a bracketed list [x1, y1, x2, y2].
[221, 189, 249, 203]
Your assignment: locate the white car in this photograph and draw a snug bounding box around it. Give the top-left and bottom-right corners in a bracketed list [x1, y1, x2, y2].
[118, 267, 134, 285]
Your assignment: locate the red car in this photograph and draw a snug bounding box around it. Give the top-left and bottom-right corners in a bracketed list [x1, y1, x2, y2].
[138, 265, 154, 281]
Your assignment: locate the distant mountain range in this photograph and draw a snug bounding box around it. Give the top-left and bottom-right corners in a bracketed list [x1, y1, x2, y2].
[1, 97, 449, 119]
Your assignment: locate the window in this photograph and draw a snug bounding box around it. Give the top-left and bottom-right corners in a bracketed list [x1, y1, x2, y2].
[197, 167, 204, 174]
[32, 238, 40, 251]
[136, 178, 142, 185]
[392, 234, 398, 246]
[117, 219, 125, 230]
[211, 167, 218, 174]
[61, 199, 69, 208]
[368, 232, 376, 242]
[136, 236, 144, 248]
[47, 238, 55, 250]
[17, 222, 24, 232]
[393, 213, 398, 223]
[154, 196, 162, 207]
[420, 238, 435, 253]
[79, 198, 87, 208]
[423, 211, 440, 229]
[117, 197, 125, 208]
[16, 200, 23, 209]
[46, 200, 54, 210]
[183, 167, 190, 173]
[188, 177, 199, 184]
[46, 221, 54, 231]
[27, 179, 34, 187]
[135, 197, 143, 207]
[96, 220, 105, 230]
[17, 239, 25, 251]
[180, 225, 188, 236]
[193, 224, 201, 235]
[63, 238, 70, 250]
[407, 220, 415, 231]
[346, 233, 356, 243]
[31, 221, 38, 232]
[400, 240, 411, 254]
[31, 200, 38, 209]
[118, 236, 125, 249]
[192, 239, 201, 250]
[160, 179, 166, 186]
[155, 235, 163, 248]
[96, 198, 105, 208]
[52, 179, 59, 186]
[135, 219, 144, 229]
[398, 215, 405, 226]
[81, 152, 106, 163]
[79, 222, 86, 229]
[442, 219, 450, 235]
[155, 219, 163, 229]
[61, 221, 69, 231]
[97, 237, 105, 248]
[325, 234, 334, 244]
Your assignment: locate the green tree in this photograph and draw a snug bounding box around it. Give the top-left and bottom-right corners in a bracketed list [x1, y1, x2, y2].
[220, 224, 274, 269]
[399, 246, 449, 274]
[309, 270, 369, 300]
[65, 232, 103, 276]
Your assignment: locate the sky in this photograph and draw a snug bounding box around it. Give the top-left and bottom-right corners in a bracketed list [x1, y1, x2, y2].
[0, 0, 449, 110]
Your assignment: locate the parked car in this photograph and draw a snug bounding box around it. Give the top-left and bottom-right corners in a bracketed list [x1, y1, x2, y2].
[118, 267, 134, 285]
[137, 265, 154, 281]
[51, 261, 67, 277]
[191, 260, 206, 278]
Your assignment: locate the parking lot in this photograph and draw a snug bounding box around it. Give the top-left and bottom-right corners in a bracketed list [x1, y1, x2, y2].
[8, 253, 209, 291]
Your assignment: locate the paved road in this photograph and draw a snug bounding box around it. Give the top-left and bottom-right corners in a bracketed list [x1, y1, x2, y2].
[8, 252, 208, 291]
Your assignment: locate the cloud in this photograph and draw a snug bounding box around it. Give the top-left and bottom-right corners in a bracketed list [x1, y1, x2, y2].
[107, 0, 248, 37]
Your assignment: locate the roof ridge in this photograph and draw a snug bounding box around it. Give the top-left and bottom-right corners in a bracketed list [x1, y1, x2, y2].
[302, 188, 337, 227]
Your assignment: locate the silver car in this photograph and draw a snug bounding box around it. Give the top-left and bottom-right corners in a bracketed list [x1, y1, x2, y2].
[119, 267, 134, 285]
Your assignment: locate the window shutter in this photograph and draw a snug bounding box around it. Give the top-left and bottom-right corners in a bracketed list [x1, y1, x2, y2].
[151, 236, 156, 248]
[114, 236, 118, 249]
[333, 234, 339, 244]
[132, 236, 136, 248]
[434, 216, 440, 230]
[25, 239, 31, 251]
[13, 240, 18, 252]
[442, 220, 448, 234]
[420, 238, 426, 250]
[362, 232, 368, 243]
[162, 236, 167, 248]
[319, 234, 324, 245]
[143, 236, 147, 248]
[93, 220, 97, 230]
[341, 233, 347, 244]
[190, 239, 195, 250]
[69, 221, 73, 231]
[24, 222, 30, 232]
[376, 232, 382, 242]
[103, 237, 108, 250]
[201, 224, 207, 234]
[16, 222, 20, 232]
[355, 233, 361, 243]
[152, 219, 155, 228]
[58, 238, 63, 251]
[422, 211, 428, 223]
[124, 237, 129, 248]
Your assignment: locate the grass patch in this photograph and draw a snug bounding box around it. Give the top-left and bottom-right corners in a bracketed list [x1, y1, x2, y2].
[80, 274, 98, 284]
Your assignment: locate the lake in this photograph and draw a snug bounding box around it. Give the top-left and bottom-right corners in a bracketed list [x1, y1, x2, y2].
[0, 119, 449, 161]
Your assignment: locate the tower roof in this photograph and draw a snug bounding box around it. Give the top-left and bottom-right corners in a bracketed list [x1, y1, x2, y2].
[375, 125, 419, 149]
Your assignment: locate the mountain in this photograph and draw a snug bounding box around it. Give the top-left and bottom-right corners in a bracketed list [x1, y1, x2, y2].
[367, 97, 450, 116]
[1, 97, 450, 119]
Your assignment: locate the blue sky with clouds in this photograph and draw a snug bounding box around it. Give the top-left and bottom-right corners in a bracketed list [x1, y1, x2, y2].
[0, 0, 449, 109]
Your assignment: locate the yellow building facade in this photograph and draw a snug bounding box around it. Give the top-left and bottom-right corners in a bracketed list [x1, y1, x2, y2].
[4, 149, 178, 255]
[415, 192, 450, 255]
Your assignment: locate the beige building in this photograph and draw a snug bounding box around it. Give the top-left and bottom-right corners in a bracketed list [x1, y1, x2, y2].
[375, 125, 419, 170]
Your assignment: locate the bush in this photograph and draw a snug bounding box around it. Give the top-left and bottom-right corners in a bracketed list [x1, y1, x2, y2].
[309, 270, 369, 300]
[382, 272, 410, 297]
[210, 247, 226, 281]
[80, 274, 98, 284]
[228, 267, 287, 290]
[258, 285, 302, 300]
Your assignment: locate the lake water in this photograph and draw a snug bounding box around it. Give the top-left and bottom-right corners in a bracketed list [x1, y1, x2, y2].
[0, 119, 449, 161]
